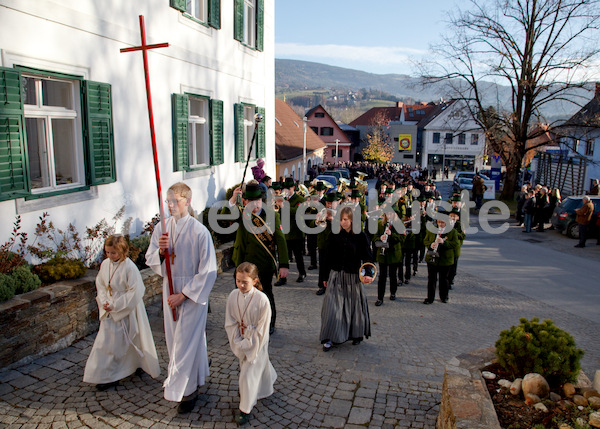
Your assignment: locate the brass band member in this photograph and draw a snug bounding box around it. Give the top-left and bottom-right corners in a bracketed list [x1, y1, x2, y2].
[373, 210, 405, 306]
[315, 191, 341, 296]
[423, 212, 459, 304]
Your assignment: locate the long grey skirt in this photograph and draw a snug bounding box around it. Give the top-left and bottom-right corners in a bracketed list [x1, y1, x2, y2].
[319, 270, 371, 344]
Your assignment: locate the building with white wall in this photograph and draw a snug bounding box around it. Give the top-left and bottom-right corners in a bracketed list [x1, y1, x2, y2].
[421, 100, 486, 172]
[0, 0, 274, 246]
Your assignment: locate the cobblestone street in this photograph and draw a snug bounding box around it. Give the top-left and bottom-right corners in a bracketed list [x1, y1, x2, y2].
[1, 222, 600, 428]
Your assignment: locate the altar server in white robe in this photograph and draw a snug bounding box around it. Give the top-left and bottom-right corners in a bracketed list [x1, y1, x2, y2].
[225, 262, 277, 426]
[84, 235, 160, 391]
[146, 182, 217, 414]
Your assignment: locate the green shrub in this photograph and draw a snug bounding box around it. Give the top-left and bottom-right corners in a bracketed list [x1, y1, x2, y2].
[0, 273, 16, 301]
[0, 250, 27, 274]
[130, 234, 151, 270]
[34, 257, 87, 284]
[10, 265, 41, 295]
[495, 317, 584, 386]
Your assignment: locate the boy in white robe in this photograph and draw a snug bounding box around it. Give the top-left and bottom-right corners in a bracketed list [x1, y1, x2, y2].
[225, 262, 277, 425]
[146, 182, 217, 413]
[84, 235, 160, 390]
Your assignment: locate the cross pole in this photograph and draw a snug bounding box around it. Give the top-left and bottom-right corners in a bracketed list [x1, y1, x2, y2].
[120, 15, 176, 322]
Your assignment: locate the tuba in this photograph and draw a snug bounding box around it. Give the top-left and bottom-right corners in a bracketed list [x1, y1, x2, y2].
[297, 183, 310, 198]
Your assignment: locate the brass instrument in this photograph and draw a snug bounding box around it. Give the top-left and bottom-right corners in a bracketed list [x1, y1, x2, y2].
[356, 171, 368, 181]
[315, 208, 336, 226]
[297, 183, 310, 198]
[359, 262, 377, 283]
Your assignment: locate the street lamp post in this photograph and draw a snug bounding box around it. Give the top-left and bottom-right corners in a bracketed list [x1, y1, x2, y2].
[302, 116, 307, 181]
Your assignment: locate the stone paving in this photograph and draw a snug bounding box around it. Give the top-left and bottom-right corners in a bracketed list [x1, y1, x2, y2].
[1, 224, 600, 428]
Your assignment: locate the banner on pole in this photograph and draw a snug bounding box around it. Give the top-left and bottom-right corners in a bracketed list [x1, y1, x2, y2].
[398, 134, 411, 151]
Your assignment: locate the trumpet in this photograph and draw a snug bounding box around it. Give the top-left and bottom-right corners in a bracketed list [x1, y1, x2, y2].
[315, 208, 336, 226]
[272, 195, 284, 212]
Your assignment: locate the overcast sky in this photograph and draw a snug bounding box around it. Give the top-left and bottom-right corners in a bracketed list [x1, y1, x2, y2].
[275, 0, 459, 76]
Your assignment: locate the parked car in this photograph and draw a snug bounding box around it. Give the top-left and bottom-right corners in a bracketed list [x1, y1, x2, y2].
[452, 171, 489, 191]
[550, 195, 600, 238]
[315, 174, 338, 189]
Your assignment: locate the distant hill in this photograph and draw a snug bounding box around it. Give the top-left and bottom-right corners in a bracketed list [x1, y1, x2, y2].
[275, 58, 593, 123]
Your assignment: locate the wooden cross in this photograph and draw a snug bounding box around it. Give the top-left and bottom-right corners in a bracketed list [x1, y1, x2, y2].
[169, 253, 176, 265]
[238, 321, 247, 335]
[120, 15, 177, 322]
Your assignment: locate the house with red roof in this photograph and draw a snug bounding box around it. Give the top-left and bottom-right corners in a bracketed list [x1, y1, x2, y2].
[305, 105, 355, 163]
[274, 99, 327, 181]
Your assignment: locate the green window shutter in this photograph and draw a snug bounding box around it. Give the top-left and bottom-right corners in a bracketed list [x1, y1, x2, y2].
[210, 99, 224, 165]
[256, 106, 265, 158]
[209, 0, 221, 29]
[83, 80, 116, 185]
[172, 93, 189, 172]
[170, 0, 186, 13]
[0, 67, 29, 201]
[234, 103, 245, 162]
[233, 0, 243, 42]
[255, 0, 264, 52]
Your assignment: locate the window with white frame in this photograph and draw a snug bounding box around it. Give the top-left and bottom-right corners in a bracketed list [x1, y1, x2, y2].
[458, 133, 466, 145]
[243, 104, 256, 159]
[234, 0, 263, 51]
[188, 96, 210, 168]
[432, 132, 440, 144]
[585, 139, 594, 156]
[243, 0, 256, 48]
[234, 102, 265, 163]
[471, 133, 479, 145]
[23, 74, 84, 192]
[187, 0, 208, 22]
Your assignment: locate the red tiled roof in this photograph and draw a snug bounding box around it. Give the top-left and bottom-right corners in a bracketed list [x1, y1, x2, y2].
[349, 103, 437, 127]
[275, 98, 327, 161]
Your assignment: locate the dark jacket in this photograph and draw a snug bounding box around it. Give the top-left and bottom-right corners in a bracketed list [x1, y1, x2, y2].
[328, 230, 374, 273]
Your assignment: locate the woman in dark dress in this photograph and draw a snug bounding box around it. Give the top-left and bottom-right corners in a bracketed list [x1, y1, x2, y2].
[320, 207, 375, 351]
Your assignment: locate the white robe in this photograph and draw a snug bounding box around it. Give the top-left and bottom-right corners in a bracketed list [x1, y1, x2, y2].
[146, 214, 217, 402]
[83, 257, 160, 384]
[225, 288, 277, 414]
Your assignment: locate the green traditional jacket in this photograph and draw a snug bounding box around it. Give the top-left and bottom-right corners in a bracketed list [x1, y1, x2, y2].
[232, 207, 289, 274]
[374, 220, 405, 265]
[285, 193, 306, 240]
[423, 227, 459, 266]
[452, 220, 466, 259]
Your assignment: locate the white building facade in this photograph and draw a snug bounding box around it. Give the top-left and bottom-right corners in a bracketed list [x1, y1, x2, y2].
[421, 100, 486, 172]
[0, 0, 274, 244]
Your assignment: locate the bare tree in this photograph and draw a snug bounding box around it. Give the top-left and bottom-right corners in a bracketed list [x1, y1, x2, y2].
[420, 0, 600, 199]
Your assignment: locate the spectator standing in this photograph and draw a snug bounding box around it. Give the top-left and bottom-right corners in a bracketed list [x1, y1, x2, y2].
[574, 196, 594, 248]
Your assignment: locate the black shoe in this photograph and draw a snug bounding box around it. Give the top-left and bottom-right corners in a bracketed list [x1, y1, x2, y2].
[177, 394, 198, 414]
[316, 288, 325, 296]
[296, 274, 306, 283]
[448, 283, 454, 290]
[574, 244, 585, 248]
[390, 295, 396, 301]
[269, 326, 275, 335]
[441, 298, 449, 303]
[307, 265, 317, 270]
[423, 299, 433, 305]
[322, 341, 332, 352]
[135, 368, 144, 377]
[96, 381, 119, 391]
[352, 339, 361, 345]
[235, 411, 251, 425]
[375, 300, 383, 306]
[274, 278, 287, 286]
[413, 270, 417, 276]
[398, 281, 404, 286]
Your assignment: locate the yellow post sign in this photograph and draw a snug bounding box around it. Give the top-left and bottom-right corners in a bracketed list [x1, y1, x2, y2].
[398, 134, 411, 151]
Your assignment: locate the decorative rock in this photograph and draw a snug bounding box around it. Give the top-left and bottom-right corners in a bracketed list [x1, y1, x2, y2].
[594, 370, 600, 393]
[522, 373, 550, 398]
[510, 378, 522, 396]
[549, 392, 562, 402]
[533, 402, 548, 412]
[498, 379, 512, 388]
[577, 417, 587, 427]
[584, 389, 600, 399]
[525, 393, 541, 405]
[563, 382, 576, 397]
[590, 396, 600, 410]
[558, 424, 572, 429]
[573, 394, 589, 407]
[481, 371, 496, 380]
[590, 411, 600, 428]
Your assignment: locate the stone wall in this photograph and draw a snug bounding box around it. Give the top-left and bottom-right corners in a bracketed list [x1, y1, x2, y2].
[436, 347, 502, 429]
[0, 242, 233, 370]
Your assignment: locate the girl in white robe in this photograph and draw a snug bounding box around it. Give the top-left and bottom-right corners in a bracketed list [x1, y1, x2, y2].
[84, 235, 160, 390]
[225, 262, 277, 426]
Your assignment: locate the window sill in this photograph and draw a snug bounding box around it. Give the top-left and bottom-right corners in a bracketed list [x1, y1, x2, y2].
[16, 186, 98, 214]
[183, 165, 215, 179]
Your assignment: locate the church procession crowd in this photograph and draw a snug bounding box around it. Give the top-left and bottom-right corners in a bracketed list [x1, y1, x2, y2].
[81, 161, 467, 426]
